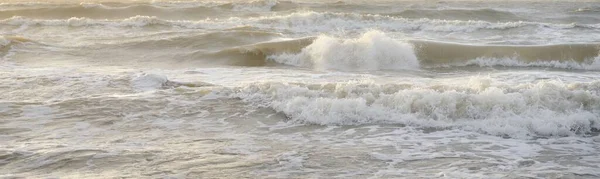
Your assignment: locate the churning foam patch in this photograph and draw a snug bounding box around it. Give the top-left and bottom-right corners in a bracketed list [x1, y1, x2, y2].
[268, 31, 419, 71]
[233, 79, 600, 138]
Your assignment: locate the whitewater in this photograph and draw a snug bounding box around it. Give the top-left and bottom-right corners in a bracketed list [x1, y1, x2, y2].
[1, 0, 600, 178]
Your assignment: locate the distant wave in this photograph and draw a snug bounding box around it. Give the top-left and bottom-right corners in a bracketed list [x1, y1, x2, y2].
[384, 8, 524, 22]
[0, 0, 297, 20]
[0, 3, 220, 20]
[0, 2, 522, 22]
[1, 12, 599, 32]
[0, 0, 295, 12]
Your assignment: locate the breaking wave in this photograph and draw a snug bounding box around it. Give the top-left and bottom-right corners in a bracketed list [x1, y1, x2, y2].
[268, 31, 419, 71]
[19, 29, 595, 71]
[232, 79, 600, 138]
[262, 31, 600, 70]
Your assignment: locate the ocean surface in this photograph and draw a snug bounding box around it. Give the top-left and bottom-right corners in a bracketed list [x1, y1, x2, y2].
[1, 0, 600, 178]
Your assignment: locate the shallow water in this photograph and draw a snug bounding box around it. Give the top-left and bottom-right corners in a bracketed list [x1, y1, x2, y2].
[1, 0, 600, 178]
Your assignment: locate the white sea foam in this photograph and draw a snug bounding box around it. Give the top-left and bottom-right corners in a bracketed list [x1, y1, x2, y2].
[268, 31, 419, 71]
[233, 79, 600, 138]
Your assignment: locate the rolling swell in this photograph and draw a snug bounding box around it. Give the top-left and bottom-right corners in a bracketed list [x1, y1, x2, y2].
[14, 30, 594, 70]
[0, 0, 296, 20]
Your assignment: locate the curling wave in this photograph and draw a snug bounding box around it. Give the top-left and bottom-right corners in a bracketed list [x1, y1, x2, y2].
[200, 37, 315, 66]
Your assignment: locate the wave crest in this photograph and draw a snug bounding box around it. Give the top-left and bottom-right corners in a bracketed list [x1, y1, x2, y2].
[269, 31, 419, 71]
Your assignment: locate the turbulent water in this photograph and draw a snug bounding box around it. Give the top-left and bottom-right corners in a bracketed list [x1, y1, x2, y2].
[1, 0, 600, 178]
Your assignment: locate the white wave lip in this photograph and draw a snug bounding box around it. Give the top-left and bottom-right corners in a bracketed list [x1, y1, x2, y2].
[269, 31, 419, 71]
[234, 79, 600, 138]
